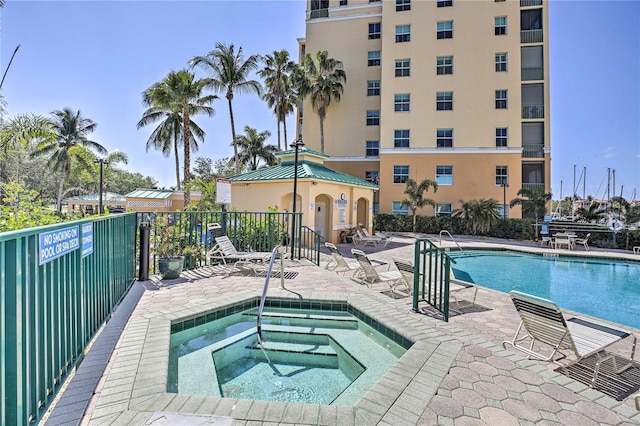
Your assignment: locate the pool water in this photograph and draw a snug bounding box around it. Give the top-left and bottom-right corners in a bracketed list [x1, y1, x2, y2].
[449, 250, 640, 329]
[168, 307, 407, 405]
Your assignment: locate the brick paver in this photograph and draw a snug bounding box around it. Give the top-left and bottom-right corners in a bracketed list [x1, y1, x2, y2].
[41, 235, 640, 425]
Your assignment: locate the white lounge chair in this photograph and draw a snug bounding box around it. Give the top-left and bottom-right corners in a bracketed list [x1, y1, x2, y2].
[353, 228, 386, 247]
[392, 257, 477, 309]
[351, 249, 403, 297]
[358, 223, 391, 246]
[208, 235, 274, 274]
[503, 291, 637, 387]
[324, 242, 360, 276]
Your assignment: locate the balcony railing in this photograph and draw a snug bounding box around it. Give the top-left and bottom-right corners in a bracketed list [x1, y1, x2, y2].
[520, 0, 542, 6]
[522, 105, 544, 119]
[310, 8, 329, 18]
[521, 67, 544, 81]
[521, 29, 543, 43]
[522, 182, 544, 191]
[522, 144, 544, 158]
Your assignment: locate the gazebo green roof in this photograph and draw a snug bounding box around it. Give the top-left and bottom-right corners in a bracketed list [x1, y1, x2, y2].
[228, 161, 378, 189]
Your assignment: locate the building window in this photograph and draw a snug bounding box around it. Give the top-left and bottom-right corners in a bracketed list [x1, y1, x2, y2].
[365, 140, 379, 157]
[495, 53, 508, 72]
[436, 166, 453, 185]
[436, 91, 453, 110]
[368, 22, 381, 39]
[496, 166, 508, 186]
[393, 166, 409, 184]
[368, 51, 381, 66]
[437, 0, 452, 7]
[366, 110, 380, 126]
[396, 0, 411, 11]
[392, 202, 409, 215]
[394, 129, 410, 148]
[437, 128, 453, 148]
[496, 127, 508, 147]
[365, 170, 379, 183]
[437, 56, 453, 75]
[340, 0, 348, 5]
[395, 59, 410, 77]
[495, 16, 507, 35]
[495, 90, 508, 109]
[367, 80, 380, 96]
[436, 203, 453, 217]
[437, 21, 453, 39]
[394, 94, 410, 112]
[395, 25, 411, 42]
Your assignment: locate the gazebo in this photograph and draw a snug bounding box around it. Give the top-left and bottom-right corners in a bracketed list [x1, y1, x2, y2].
[229, 148, 378, 244]
[65, 192, 126, 215]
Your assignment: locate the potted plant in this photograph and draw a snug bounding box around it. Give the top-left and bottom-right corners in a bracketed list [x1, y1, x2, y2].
[182, 244, 204, 270]
[339, 227, 358, 244]
[152, 217, 184, 279]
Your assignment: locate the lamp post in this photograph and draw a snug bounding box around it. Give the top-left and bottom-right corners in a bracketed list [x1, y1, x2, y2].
[501, 180, 509, 220]
[290, 139, 305, 257]
[94, 158, 108, 214]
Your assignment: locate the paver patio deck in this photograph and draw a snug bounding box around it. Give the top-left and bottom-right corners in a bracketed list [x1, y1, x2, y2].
[47, 236, 640, 425]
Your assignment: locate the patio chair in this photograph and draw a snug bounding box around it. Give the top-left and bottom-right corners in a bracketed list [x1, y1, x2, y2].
[540, 235, 552, 247]
[392, 257, 477, 308]
[324, 242, 360, 276]
[503, 290, 637, 387]
[351, 249, 404, 297]
[574, 233, 591, 251]
[208, 235, 274, 275]
[634, 246, 640, 255]
[358, 223, 390, 246]
[353, 228, 385, 247]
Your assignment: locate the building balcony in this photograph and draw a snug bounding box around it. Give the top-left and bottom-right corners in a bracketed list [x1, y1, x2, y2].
[522, 182, 544, 191]
[521, 67, 544, 81]
[522, 105, 544, 119]
[521, 29, 543, 43]
[522, 144, 544, 158]
[310, 8, 329, 19]
[520, 0, 542, 6]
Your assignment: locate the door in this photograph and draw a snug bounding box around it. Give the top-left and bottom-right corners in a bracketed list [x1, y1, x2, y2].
[315, 201, 327, 238]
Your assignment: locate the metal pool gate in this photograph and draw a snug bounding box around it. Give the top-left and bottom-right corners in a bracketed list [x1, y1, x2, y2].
[412, 238, 456, 321]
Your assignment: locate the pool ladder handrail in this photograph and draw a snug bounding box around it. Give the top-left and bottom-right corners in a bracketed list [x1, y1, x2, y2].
[257, 245, 282, 344]
[439, 230, 464, 253]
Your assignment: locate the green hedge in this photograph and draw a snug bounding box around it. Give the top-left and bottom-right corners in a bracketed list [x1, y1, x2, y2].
[373, 213, 640, 250]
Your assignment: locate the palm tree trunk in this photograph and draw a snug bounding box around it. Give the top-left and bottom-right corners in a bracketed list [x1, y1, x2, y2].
[319, 117, 325, 153]
[228, 97, 240, 174]
[183, 106, 191, 207]
[57, 175, 65, 212]
[283, 116, 288, 148]
[173, 135, 181, 190]
[276, 118, 281, 151]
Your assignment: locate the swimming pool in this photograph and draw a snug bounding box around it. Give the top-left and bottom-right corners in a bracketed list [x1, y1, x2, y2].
[449, 250, 640, 329]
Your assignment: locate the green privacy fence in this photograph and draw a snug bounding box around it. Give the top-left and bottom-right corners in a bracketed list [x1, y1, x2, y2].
[140, 211, 309, 273]
[412, 238, 456, 321]
[0, 213, 137, 425]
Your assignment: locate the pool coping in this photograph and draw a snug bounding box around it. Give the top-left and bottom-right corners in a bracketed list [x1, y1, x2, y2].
[87, 287, 464, 425]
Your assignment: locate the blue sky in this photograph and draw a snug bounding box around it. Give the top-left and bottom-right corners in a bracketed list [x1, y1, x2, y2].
[2, 0, 639, 202]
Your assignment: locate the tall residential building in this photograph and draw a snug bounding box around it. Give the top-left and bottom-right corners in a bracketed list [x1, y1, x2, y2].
[298, 0, 550, 218]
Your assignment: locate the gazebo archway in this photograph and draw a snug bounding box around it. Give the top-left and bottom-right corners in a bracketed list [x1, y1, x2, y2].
[313, 194, 333, 240]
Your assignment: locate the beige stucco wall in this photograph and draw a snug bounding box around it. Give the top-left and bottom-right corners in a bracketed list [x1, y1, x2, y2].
[231, 179, 375, 243]
[300, 0, 551, 216]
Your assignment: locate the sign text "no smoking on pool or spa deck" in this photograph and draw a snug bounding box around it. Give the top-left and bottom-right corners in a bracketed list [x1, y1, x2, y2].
[39, 225, 81, 265]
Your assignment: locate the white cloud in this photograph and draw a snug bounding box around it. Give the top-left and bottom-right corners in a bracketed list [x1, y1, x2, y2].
[603, 146, 615, 159]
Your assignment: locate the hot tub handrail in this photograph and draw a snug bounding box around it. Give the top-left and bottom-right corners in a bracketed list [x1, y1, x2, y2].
[439, 230, 464, 252]
[257, 245, 282, 343]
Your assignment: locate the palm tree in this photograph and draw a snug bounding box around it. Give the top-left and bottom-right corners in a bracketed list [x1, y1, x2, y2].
[400, 178, 438, 232]
[31, 108, 107, 211]
[298, 50, 346, 153]
[137, 109, 183, 190]
[138, 70, 216, 204]
[259, 50, 298, 150]
[454, 199, 501, 235]
[235, 125, 277, 171]
[190, 43, 262, 174]
[575, 201, 605, 224]
[509, 187, 553, 225]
